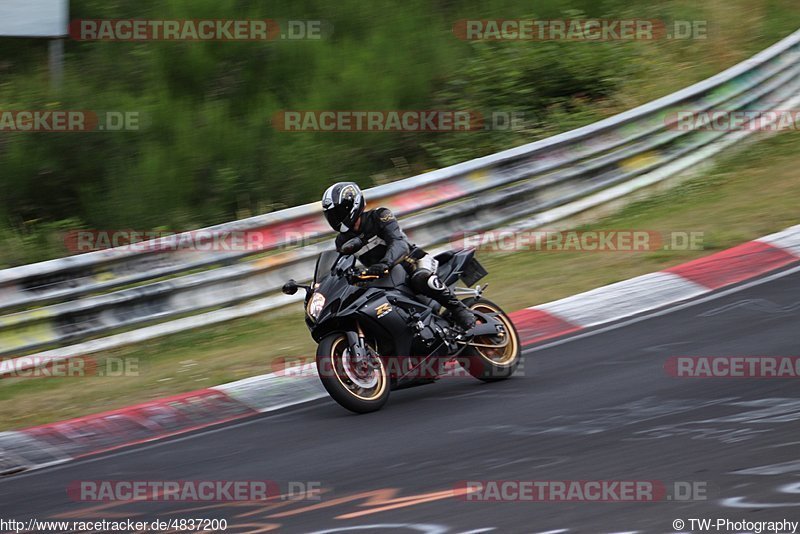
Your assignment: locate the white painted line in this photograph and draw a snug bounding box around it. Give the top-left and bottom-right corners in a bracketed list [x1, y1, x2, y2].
[536, 272, 706, 328]
[758, 224, 800, 258]
[527, 262, 800, 353]
[730, 459, 800, 475]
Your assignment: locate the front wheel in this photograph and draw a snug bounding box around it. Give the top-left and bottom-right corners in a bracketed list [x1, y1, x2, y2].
[316, 333, 390, 413]
[460, 297, 521, 381]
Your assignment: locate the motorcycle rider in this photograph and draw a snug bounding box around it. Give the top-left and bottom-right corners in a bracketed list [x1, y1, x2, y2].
[321, 181, 476, 329]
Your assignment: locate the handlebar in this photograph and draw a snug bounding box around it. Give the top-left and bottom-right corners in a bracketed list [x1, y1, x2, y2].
[347, 268, 388, 283]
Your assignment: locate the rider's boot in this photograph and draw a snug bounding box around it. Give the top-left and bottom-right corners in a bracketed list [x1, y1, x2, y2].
[434, 288, 476, 330]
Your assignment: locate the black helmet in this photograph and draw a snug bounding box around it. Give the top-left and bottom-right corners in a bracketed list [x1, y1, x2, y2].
[322, 182, 365, 232]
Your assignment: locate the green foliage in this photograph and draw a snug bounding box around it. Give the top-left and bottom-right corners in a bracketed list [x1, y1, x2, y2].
[0, 0, 797, 266]
[422, 33, 638, 165]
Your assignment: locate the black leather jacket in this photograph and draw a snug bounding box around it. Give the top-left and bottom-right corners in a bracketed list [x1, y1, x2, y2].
[334, 207, 411, 267]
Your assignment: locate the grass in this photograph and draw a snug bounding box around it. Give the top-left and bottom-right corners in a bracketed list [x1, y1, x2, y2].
[1, 129, 799, 429]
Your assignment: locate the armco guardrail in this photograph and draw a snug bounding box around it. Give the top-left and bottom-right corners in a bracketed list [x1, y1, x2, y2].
[1, 29, 800, 361]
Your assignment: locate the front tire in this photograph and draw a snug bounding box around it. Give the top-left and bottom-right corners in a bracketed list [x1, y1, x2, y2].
[316, 333, 390, 413]
[461, 297, 521, 381]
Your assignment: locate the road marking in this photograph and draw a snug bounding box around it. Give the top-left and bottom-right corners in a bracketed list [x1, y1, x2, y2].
[731, 459, 800, 475]
[526, 263, 800, 353]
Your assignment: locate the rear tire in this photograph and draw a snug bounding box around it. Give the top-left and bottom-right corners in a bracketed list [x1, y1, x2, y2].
[460, 297, 521, 381]
[316, 333, 390, 413]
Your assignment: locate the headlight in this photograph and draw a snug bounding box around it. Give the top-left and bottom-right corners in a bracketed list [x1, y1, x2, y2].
[307, 292, 326, 321]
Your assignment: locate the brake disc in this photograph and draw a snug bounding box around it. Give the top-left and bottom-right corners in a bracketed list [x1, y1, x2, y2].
[341, 348, 379, 389]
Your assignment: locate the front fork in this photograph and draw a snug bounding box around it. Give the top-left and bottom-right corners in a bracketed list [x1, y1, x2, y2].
[344, 323, 373, 368]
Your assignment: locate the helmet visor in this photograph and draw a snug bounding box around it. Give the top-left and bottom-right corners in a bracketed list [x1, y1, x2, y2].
[323, 204, 350, 231]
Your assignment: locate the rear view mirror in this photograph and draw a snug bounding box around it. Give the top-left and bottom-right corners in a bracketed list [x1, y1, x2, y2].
[282, 279, 299, 295]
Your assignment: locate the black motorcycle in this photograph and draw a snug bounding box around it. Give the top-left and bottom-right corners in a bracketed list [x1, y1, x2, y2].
[282, 247, 521, 413]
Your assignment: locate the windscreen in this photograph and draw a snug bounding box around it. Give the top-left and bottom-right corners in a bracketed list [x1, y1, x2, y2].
[313, 250, 341, 285]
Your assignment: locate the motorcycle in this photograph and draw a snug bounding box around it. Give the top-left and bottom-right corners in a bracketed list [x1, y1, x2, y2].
[281, 247, 521, 413]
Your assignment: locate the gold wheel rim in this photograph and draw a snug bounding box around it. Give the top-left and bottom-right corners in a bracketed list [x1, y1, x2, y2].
[330, 336, 387, 401]
[469, 302, 519, 366]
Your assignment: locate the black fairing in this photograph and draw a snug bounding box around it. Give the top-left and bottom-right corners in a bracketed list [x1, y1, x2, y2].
[307, 256, 421, 358]
[304, 249, 482, 387]
[437, 248, 476, 286]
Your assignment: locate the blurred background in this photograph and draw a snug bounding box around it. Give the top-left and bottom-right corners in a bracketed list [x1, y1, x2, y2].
[0, 0, 797, 267]
[2, 6, 800, 530]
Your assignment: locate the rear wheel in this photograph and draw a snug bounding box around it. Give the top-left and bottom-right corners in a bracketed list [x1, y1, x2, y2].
[316, 333, 390, 413]
[460, 297, 521, 381]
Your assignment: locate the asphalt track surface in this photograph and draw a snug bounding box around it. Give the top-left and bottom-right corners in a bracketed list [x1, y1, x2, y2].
[2, 267, 800, 533]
